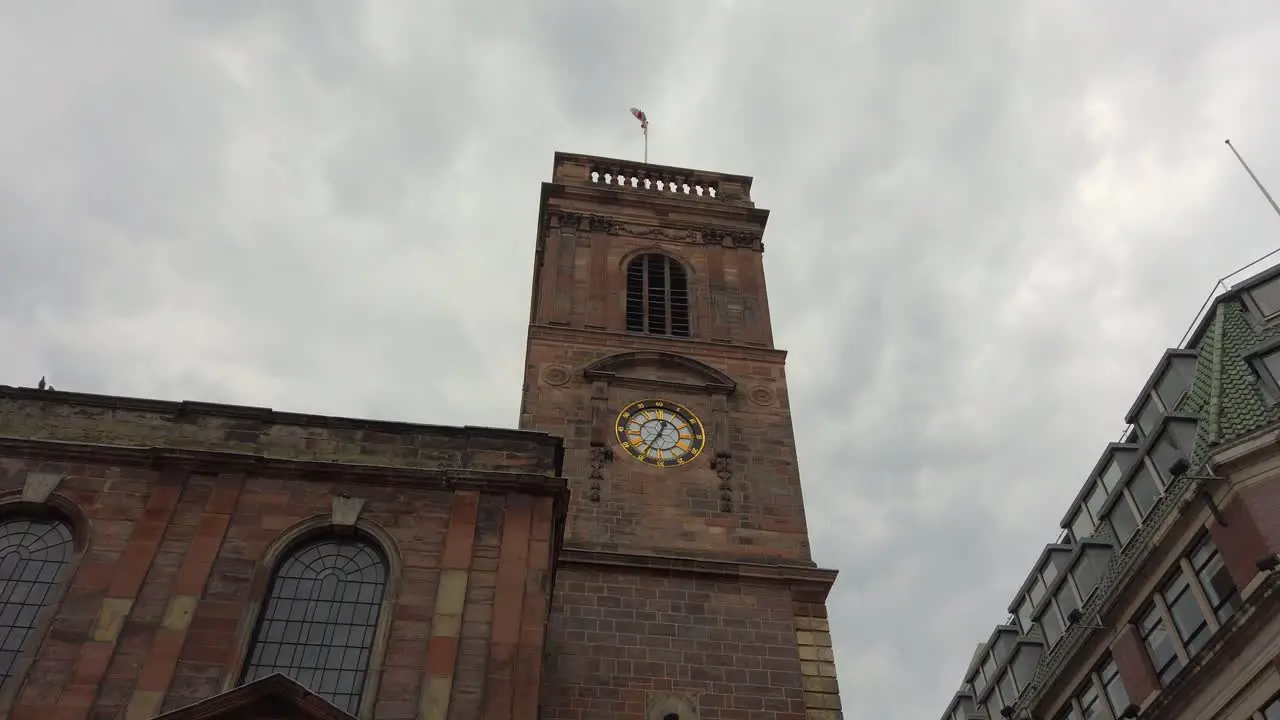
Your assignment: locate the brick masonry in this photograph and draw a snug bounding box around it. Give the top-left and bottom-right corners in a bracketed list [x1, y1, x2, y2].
[0, 390, 567, 720]
[0, 392, 562, 478]
[0, 152, 846, 720]
[539, 566, 809, 720]
[523, 156, 845, 720]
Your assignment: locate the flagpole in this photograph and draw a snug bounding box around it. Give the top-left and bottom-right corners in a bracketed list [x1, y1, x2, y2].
[1226, 139, 1280, 220]
[629, 107, 649, 164]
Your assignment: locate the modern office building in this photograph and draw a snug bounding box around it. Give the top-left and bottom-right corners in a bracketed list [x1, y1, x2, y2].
[0, 152, 844, 720]
[938, 260, 1280, 720]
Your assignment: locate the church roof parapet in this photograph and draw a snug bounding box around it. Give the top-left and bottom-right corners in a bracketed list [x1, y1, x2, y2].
[552, 151, 756, 207]
[0, 385, 565, 480]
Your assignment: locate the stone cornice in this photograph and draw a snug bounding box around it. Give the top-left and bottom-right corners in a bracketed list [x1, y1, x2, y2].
[541, 180, 769, 230]
[527, 324, 787, 363]
[1209, 421, 1280, 475]
[549, 202, 767, 252]
[583, 350, 738, 396]
[0, 386, 562, 448]
[0, 436, 572, 504]
[559, 547, 838, 600]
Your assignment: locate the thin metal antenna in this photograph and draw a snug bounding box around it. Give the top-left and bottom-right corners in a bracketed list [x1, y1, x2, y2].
[1226, 139, 1280, 220]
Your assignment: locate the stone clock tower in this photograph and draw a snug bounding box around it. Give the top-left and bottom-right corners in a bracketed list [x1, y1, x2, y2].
[522, 153, 844, 720]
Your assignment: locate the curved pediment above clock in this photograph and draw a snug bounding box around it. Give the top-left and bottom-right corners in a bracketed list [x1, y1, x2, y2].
[582, 351, 736, 395]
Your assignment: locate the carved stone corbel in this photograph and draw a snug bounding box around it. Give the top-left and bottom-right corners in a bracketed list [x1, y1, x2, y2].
[558, 211, 583, 230]
[712, 452, 733, 512]
[588, 214, 617, 234]
[587, 380, 613, 502]
[709, 395, 733, 512]
[587, 445, 613, 502]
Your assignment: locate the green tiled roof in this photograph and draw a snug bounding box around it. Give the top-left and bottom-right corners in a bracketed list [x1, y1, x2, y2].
[1211, 300, 1280, 444]
[952, 285, 1280, 720]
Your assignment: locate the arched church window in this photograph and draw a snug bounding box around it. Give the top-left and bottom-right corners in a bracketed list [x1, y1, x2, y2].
[626, 253, 691, 337]
[0, 516, 74, 687]
[240, 536, 388, 715]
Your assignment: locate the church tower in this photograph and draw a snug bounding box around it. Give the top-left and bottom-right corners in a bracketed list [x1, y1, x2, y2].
[522, 153, 844, 720]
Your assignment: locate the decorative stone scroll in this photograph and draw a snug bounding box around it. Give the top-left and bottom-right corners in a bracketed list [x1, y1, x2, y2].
[702, 227, 764, 251]
[587, 445, 613, 502]
[710, 394, 734, 512]
[552, 210, 763, 251]
[587, 380, 614, 502]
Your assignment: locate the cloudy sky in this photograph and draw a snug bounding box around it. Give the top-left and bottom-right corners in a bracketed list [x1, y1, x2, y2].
[4, 1, 1280, 717]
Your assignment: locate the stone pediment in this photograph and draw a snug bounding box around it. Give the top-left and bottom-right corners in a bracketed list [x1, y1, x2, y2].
[583, 351, 736, 395]
[153, 673, 357, 720]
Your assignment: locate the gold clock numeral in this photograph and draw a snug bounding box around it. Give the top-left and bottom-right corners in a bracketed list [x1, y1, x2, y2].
[613, 398, 706, 468]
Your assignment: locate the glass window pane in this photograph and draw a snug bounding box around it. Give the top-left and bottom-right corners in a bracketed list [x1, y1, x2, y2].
[1109, 499, 1138, 547]
[1263, 696, 1280, 720]
[1264, 351, 1280, 388]
[1041, 604, 1063, 646]
[1055, 584, 1079, 625]
[1012, 645, 1041, 687]
[1164, 587, 1208, 653]
[993, 634, 1015, 664]
[1192, 539, 1241, 623]
[1138, 399, 1163, 436]
[1078, 683, 1104, 720]
[1016, 598, 1035, 635]
[1141, 606, 1182, 685]
[240, 537, 387, 715]
[1128, 467, 1161, 518]
[1072, 510, 1095, 542]
[1086, 484, 1108, 524]
[1029, 577, 1047, 605]
[0, 517, 73, 689]
[1150, 432, 1184, 483]
[1042, 561, 1059, 588]
[1100, 460, 1123, 493]
[1157, 357, 1197, 410]
[999, 670, 1017, 707]
[1100, 657, 1129, 714]
[1251, 277, 1280, 317]
[1074, 548, 1111, 600]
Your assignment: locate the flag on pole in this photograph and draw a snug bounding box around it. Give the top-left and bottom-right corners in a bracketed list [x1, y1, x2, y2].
[630, 107, 648, 132]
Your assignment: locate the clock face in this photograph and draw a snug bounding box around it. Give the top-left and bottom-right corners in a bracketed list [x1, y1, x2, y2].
[615, 399, 706, 467]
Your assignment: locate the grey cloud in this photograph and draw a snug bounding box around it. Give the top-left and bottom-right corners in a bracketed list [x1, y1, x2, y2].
[3, 2, 1280, 718]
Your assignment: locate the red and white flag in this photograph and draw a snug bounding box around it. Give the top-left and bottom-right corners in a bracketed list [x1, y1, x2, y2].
[629, 107, 648, 131]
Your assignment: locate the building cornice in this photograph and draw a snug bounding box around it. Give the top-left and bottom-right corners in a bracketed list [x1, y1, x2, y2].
[0, 386, 563, 448]
[527, 324, 787, 363]
[1209, 420, 1280, 475]
[0, 436, 571, 504]
[559, 547, 838, 602]
[549, 185, 769, 229]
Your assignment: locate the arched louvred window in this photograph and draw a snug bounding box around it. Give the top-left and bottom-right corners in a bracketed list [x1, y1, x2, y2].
[626, 253, 691, 337]
[240, 536, 388, 715]
[0, 517, 74, 687]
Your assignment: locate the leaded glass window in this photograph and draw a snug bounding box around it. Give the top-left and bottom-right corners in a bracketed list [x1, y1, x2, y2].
[0, 517, 74, 686]
[241, 537, 387, 714]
